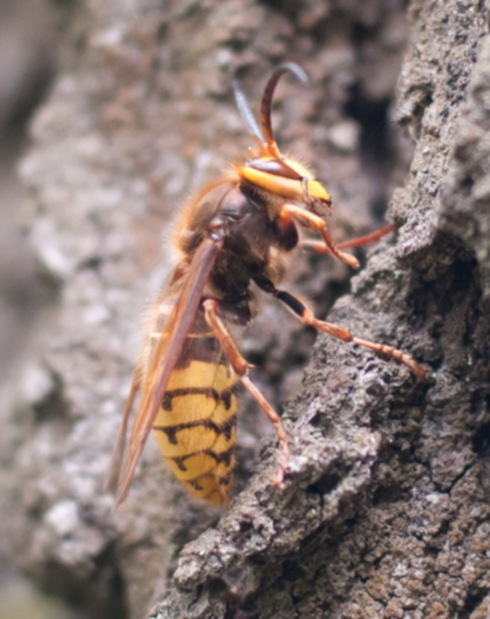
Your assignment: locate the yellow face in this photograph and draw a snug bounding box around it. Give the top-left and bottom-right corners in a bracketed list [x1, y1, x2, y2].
[239, 155, 331, 204]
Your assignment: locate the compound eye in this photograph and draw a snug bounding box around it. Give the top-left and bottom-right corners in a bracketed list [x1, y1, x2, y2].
[248, 157, 304, 181]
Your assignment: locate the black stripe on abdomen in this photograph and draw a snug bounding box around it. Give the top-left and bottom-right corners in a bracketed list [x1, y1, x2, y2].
[162, 386, 234, 411]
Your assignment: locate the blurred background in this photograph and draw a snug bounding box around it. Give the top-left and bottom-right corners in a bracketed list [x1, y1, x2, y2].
[0, 0, 54, 378]
[0, 1, 80, 617]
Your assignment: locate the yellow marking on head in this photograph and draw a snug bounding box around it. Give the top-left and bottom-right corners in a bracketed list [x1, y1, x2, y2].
[239, 157, 331, 202]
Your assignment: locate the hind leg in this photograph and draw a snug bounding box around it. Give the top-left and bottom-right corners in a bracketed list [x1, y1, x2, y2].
[203, 298, 290, 486]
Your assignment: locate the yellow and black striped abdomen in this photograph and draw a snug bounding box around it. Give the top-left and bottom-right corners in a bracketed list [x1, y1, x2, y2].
[152, 323, 239, 505]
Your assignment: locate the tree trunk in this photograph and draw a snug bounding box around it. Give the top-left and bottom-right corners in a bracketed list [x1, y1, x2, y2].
[2, 1, 489, 618]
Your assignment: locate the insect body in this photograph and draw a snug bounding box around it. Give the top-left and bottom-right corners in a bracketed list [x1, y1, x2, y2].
[107, 63, 426, 507]
[150, 289, 241, 504]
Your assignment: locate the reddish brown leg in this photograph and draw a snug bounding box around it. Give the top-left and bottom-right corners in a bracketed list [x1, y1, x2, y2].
[203, 298, 289, 486]
[301, 224, 395, 253]
[272, 289, 426, 380]
[281, 203, 360, 269]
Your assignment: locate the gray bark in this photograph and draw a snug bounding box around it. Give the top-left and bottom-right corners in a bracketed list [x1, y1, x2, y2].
[2, 1, 489, 618]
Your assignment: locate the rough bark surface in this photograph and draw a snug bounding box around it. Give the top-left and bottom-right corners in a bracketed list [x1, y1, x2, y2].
[2, 1, 489, 618]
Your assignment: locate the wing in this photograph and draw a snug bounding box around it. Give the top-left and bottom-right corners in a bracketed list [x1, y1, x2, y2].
[109, 236, 223, 506]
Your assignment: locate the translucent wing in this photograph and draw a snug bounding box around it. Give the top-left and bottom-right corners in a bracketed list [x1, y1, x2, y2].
[109, 236, 222, 506]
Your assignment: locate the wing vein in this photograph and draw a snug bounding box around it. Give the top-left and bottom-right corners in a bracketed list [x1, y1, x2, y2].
[115, 237, 222, 505]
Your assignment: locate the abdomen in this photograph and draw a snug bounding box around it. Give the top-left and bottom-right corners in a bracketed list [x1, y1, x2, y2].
[152, 310, 239, 505]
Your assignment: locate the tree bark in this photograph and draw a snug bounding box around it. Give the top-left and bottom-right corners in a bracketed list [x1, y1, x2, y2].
[2, 1, 489, 618]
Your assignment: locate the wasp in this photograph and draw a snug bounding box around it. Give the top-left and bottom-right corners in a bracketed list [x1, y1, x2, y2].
[107, 62, 426, 507]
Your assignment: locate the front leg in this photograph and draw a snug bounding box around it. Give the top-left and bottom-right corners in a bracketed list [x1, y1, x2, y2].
[280, 203, 360, 269]
[203, 298, 290, 486]
[301, 224, 395, 253]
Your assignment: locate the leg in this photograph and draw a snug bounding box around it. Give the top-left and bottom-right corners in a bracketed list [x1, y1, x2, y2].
[301, 224, 395, 253]
[272, 289, 426, 381]
[281, 204, 360, 269]
[203, 298, 289, 486]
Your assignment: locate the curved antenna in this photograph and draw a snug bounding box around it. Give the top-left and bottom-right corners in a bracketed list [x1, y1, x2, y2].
[260, 62, 308, 154]
[233, 79, 265, 144]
